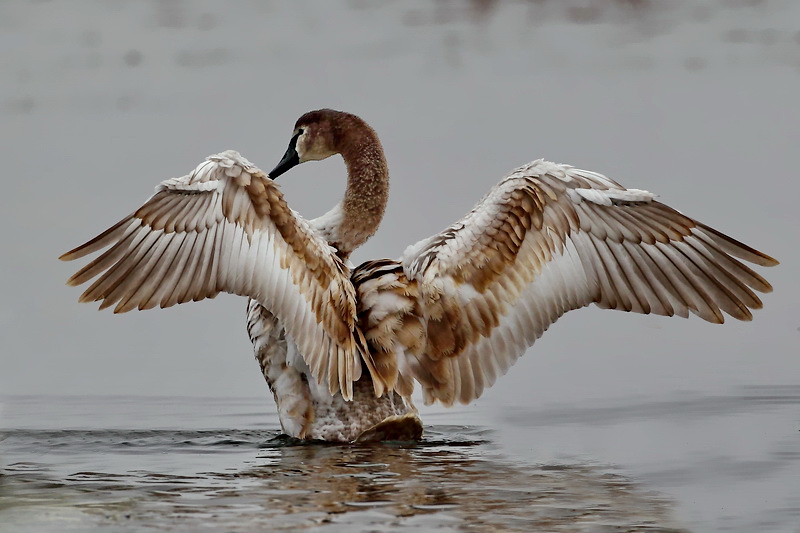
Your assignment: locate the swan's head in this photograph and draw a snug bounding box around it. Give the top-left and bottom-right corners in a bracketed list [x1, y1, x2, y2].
[269, 109, 350, 180]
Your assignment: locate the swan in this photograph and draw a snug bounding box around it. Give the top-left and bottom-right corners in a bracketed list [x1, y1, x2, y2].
[61, 109, 778, 442]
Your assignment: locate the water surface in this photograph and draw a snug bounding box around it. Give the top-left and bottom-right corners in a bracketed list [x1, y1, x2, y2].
[3, 392, 799, 532]
[1, 396, 689, 532]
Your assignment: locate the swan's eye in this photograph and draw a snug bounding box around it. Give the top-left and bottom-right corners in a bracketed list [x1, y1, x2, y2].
[297, 128, 305, 135]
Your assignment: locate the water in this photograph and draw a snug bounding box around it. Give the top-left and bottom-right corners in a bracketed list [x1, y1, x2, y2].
[2, 392, 799, 532]
[2, 0, 799, 531]
[1, 396, 689, 532]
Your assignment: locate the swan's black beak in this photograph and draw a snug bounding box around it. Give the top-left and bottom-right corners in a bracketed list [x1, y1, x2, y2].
[268, 133, 301, 180]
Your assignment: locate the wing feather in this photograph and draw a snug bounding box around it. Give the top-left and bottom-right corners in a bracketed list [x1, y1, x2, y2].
[161, 231, 199, 308]
[61, 217, 136, 261]
[61, 150, 363, 399]
[619, 240, 676, 315]
[85, 227, 155, 306]
[171, 228, 205, 306]
[66, 219, 138, 286]
[136, 232, 182, 310]
[114, 231, 175, 313]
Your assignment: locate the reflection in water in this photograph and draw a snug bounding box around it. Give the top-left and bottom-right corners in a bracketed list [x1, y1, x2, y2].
[246, 437, 683, 531]
[0, 427, 685, 532]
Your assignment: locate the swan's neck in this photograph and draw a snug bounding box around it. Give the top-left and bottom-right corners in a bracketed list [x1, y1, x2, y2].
[314, 121, 389, 260]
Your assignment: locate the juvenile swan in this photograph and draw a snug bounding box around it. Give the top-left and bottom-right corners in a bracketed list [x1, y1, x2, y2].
[61, 109, 778, 442]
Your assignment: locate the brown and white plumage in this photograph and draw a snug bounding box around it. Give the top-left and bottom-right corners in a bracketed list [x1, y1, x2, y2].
[60, 150, 364, 400]
[61, 109, 777, 442]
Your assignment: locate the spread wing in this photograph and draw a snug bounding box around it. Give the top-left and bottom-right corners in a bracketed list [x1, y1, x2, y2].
[60, 150, 363, 399]
[357, 160, 778, 406]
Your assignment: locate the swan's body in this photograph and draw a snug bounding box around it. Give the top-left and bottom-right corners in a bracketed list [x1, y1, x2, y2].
[61, 109, 778, 442]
